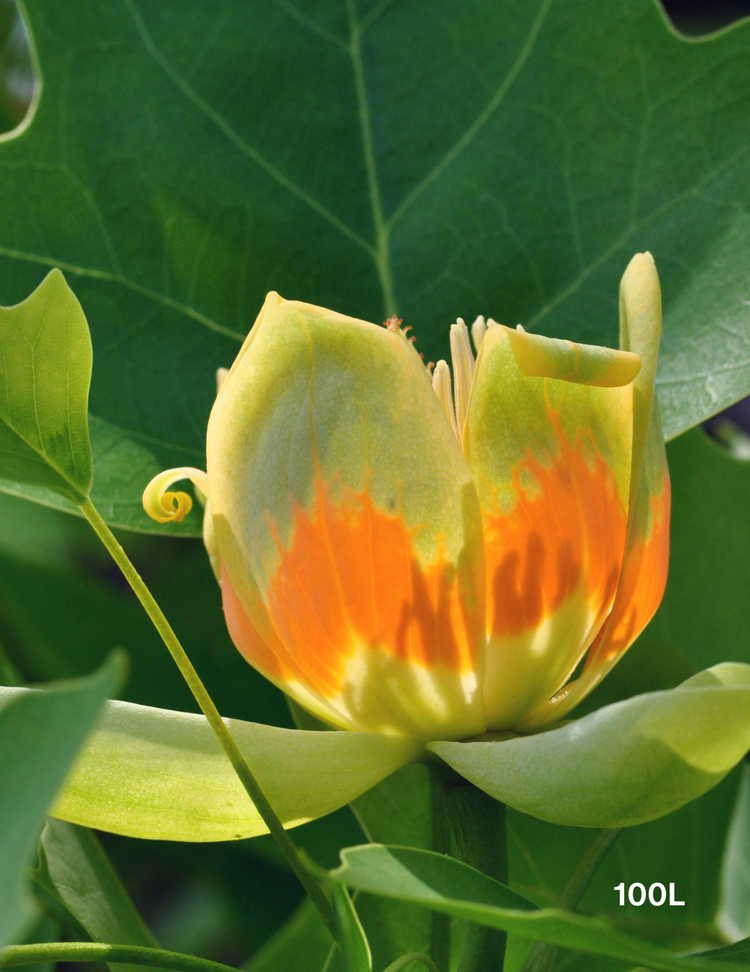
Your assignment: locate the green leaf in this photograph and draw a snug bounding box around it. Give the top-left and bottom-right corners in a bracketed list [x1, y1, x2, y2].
[692, 936, 750, 966]
[29, 819, 159, 972]
[333, 884, 371, 972]
[658, 429, 750, 671]
[350, 766, 435, 971]
[332, 845, 747, 972]
[244, 898, 339, 972]
[0, 653, 123, 947]
[5, 1, 750, 528]
[0, 269, 92, 503]
[507, 769, 742, 947]
[717, 763, 750, 942]
[429, 664, 750, 828]
[19, 695, 423, 841]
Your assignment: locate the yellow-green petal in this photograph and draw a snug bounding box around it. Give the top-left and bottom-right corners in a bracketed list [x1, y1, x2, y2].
[465, 323, 634, 729]
[207, 294, 487, 740]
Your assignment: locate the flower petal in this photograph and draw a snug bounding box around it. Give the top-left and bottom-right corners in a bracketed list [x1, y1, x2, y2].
[40, 695, 424, 841]
[207, 295, 487, 740]
[429, 663, 750, 828]
[465, 323, 634, 729]
[521, 254, 670, 728]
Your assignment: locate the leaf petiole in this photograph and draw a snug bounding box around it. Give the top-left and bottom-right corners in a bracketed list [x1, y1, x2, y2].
[382, 954, 439, 972]
[0, 942, 239, 972]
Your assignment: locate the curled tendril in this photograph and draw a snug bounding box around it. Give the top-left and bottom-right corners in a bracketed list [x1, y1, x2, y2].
[143, 467, 210, 524]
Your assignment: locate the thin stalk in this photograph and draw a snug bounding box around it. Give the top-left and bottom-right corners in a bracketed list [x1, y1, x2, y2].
[441, 772, 507, 972]
[77, 497, 337, 941]
[382, 954, 439, 972]
[431, 774, 452, 972]
[0, 942, 238, 972]
[521, 828, 622, 972]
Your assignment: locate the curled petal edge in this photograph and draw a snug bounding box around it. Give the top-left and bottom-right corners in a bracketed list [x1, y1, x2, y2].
[142, 467, 209, 524]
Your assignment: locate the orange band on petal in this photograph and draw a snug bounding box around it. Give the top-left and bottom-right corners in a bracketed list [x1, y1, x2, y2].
[223, 474, 486, 739]
[262, 476, 482, 694]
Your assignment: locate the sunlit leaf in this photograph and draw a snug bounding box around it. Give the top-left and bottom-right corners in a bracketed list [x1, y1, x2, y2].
[0, 269, 92, 503]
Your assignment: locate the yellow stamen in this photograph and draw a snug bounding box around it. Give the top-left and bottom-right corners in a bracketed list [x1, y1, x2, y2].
[471, 315, 487, 353]
[143, 466, 210, 524]
[216, 367, 230, 394]
[431, 360, 458, 438]
[449, 318, 475, 443]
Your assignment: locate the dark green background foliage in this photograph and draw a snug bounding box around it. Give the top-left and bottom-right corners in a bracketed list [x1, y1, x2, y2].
[2, 0, 750, 970]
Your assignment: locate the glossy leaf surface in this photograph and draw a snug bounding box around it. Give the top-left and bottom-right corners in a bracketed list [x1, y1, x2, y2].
[0, 655, 121, 946]
[3, 2, 750, 529]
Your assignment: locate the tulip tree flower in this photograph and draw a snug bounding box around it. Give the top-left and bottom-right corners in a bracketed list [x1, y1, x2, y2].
[129, 252, 750, 836]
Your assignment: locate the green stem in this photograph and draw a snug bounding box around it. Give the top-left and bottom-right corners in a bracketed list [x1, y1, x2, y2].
[430, 774, 452, 972]
[0, 942, 238, 972]
[382, 954, 439, 972]
[78, 497, 337, 942]
[520, 828, 622, 972]
[440, 772, 507, 972]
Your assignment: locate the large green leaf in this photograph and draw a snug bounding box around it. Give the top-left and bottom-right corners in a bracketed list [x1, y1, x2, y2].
[3, 1, 750, 530]
[430, 664, 750, 828]
[0, 269, 92, 502]
[29, 819, 159, 972]
[5, 694, 422, 841]
[332, 846, 747, 972]
[656, 429, 750, 671]
[0, 654, 122, 947]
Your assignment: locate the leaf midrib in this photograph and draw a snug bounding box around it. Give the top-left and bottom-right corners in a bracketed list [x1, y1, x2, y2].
[119, 0, 552, 322]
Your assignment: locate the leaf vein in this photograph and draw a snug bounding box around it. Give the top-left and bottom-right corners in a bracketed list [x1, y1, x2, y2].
[120, 0, 374, 258]
[387, 0, 553, 230]
[0, 246, 244, 342]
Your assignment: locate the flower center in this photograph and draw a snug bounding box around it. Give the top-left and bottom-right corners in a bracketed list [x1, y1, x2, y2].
[432, 315, 500, 444]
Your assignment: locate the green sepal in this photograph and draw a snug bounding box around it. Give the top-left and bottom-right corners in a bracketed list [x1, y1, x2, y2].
[429, 663, 750, 828]
[11, 696, 425, 842]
